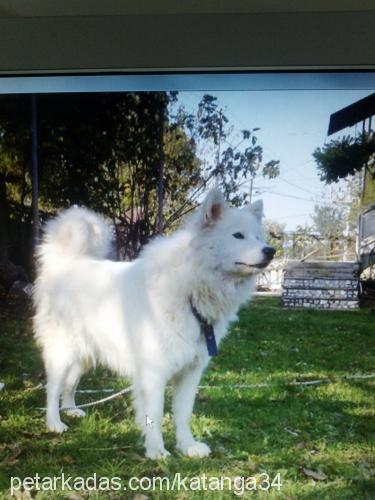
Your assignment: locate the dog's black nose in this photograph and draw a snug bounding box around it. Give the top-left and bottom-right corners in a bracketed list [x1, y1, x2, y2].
[262, 246, 276, 260]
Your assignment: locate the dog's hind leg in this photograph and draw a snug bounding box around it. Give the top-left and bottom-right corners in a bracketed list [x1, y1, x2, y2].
[133, 370, 169, 459]
[45, 357, 70, 433]
[173, 362, 211, 458]
[61, 362, 86, 418]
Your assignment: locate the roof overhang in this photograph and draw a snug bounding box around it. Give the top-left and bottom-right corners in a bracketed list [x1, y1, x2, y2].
[328, 92, 375, 135]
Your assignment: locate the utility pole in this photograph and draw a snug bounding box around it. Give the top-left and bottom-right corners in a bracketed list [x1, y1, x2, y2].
[31, 94, 40, 249]
[249, 175, 254, 204]
[361, 116, 373, 206]
[214, 108, 223, 187]
[157, 95, 165, 234]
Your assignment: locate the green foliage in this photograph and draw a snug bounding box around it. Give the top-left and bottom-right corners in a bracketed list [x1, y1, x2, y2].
[0, 93, 199, 259]
[0, 96, 32, 205]
[197, 94, 228, 146]
[313, 134, 375, 183]
[0, 298, 374, 498]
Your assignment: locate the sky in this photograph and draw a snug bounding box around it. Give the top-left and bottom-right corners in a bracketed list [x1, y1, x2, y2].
[3, 73, 372, 231]
[177, 89, 374, 230]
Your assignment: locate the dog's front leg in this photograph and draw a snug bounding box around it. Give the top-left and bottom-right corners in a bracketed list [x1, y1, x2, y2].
[133, 372, 170, 459]
[173, 362, 211, 458]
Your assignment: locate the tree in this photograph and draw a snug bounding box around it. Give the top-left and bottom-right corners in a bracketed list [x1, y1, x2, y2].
[166, 94, 280, 225]
[0, 95, 32, 263]
[0, 92, 200, 261]
[0, 91, 279, 267]
[312, 203, 346, 257]
[219, 134, 280, 206]
[290, 224, 318, 261]
[312, 204, 345, 240]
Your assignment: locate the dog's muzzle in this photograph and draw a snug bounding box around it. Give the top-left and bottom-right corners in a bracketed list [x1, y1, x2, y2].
[234, 246, 276, 270]
[262, 246, 276, 262]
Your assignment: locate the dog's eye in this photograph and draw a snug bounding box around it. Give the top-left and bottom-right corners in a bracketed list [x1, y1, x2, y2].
[233, 232, 245, 239]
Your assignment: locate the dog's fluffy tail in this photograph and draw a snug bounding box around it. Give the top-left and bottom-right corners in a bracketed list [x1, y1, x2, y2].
[37, 206, 112, 261]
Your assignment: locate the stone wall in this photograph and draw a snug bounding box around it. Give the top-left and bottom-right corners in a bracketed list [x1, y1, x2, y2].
[282, 261, 359, 310]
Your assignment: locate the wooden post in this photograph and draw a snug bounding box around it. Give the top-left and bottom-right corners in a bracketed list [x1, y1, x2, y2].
[361, 117, 373, 206]
[0, 173, 9, 261]
[157, 96, 165, 234]
[249, 175, 254, 204]
[31, 94, 40, 248]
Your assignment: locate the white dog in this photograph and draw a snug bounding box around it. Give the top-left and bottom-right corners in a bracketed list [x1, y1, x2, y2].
[33, 189, 275, 459]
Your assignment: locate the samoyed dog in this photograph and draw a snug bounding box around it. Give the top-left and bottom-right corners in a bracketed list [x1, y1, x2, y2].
[33, 189, 275, 459]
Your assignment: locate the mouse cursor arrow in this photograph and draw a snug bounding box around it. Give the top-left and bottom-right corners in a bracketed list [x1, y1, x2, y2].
[146, 415, 154, 427]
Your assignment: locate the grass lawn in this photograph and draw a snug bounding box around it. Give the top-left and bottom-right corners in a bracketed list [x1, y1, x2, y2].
[0, 296, 374, 499]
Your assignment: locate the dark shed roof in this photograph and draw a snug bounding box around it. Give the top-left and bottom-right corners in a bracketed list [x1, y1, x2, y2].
[328, 92, 375, 136]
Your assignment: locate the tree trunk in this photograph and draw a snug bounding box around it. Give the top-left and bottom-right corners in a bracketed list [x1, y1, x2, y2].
[0, 173, 9, 261]
[31, 94, 40, 249]
[157, 97, 165, 234]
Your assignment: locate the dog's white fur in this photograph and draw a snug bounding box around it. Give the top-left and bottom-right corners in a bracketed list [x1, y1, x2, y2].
[33, 189, 273, 459]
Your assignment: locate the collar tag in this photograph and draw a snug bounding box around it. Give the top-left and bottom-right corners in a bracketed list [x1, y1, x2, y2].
[203, 324, 218, 356]
[189, 298, 218, 357]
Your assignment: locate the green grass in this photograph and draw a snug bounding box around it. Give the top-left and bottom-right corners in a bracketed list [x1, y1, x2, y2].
[0, 297, 374, 499]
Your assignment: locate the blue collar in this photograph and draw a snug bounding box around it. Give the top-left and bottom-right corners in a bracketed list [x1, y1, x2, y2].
[189, 298, 218, 356]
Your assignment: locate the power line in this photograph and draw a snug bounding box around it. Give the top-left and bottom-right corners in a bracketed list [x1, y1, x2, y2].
[256, 190, 312, 202]
[175, 96, 332, 206]
[222, 107, 325, 194]
[278, 176, 323, 197]
[275, 213, 312, 219]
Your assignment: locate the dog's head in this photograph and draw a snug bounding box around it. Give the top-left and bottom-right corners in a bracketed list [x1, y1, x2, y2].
[190, 189, 275, 277]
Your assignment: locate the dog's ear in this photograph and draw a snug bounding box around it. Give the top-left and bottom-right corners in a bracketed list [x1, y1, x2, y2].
[201, 189, 226, 227]
[249, 199, 263, 219]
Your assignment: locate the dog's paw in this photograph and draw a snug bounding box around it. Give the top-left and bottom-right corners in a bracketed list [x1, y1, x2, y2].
[145, 447, 171, 460]
[47, 421, 69, 433]
[181, 441, 211, 458]
[63, 408, 86, 418]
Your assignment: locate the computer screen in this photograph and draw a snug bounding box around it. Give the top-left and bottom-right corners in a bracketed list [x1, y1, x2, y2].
[1, 70, 374, 498]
